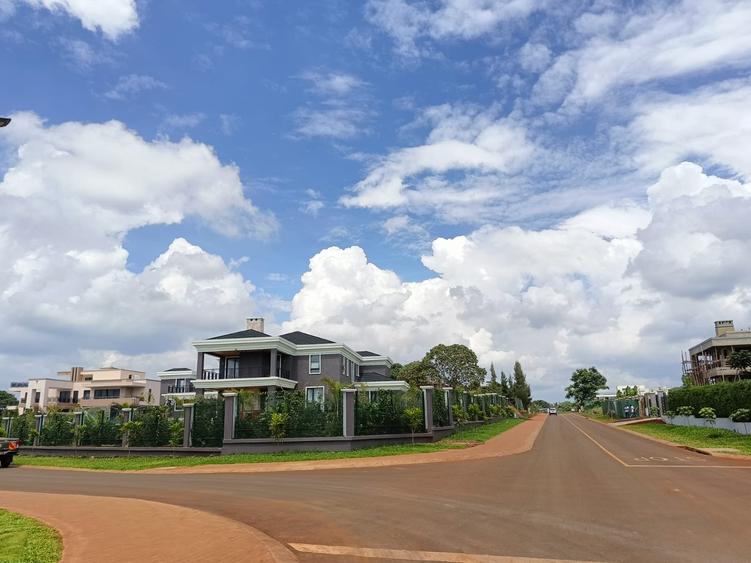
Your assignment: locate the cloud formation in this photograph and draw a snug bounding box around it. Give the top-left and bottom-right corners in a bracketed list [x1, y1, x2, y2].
[20, 0, 139, 40]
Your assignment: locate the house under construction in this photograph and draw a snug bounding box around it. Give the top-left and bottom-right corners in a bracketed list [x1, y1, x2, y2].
[682, 320, 751, 385]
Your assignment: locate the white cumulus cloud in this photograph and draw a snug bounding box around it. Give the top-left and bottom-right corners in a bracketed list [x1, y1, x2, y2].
[20, 0, 139, 40]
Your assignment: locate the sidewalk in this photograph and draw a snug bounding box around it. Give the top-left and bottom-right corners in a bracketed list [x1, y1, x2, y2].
[140, 414, 547, 475]
[0, 491, 297, 563]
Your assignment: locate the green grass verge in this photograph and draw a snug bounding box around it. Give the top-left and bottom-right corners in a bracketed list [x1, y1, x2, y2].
[581, 411, 613, 423]
[626, 423, 751, 456]
[0, 509, 62, 563]
[14, 418, 524, 471]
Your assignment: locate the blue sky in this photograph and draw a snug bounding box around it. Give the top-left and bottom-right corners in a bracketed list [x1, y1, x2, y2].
[2, 0, 751, 400]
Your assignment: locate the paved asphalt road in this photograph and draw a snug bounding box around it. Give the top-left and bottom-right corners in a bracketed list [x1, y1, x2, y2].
[3, 414, 751, 562]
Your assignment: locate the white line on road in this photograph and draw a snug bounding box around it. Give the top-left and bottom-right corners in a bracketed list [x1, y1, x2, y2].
[289, 543, 607, 562]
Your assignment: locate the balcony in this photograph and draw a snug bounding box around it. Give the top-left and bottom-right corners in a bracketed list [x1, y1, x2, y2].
[201, 366, 290, 380]
[166, 384, 195, 394]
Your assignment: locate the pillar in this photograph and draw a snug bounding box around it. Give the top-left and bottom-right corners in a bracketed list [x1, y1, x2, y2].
[121, 408, 133, 447]
[443, 387, 454, 427]
[421, 386, 434, 433]
[196, 352, 205, 379]
[34, 414, 43, 446]
[342, 389, 356, 437]
[223, 393, 237, 442]
[182, 403, 194, 448]
[269, 349, 277, 378]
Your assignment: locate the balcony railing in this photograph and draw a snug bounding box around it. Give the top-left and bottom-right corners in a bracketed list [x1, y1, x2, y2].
[167, 384, 195, 394]
[201, 367, 291, 380]
[10, 382, 27, 388]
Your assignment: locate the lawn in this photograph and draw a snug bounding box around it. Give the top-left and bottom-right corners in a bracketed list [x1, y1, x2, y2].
[626, 423, 751, 456]
[0, 509, 62, 563]
[14, 418, 524, 471]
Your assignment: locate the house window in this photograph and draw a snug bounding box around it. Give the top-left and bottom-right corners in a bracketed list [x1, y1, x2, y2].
[34, 391, 40, 403]
[305, 386, 324, 406]
[73, 391, 79, 403]
[309, 354, 321, 374]
[225, 357, 240, 379]
[93, 388, 121, 399]
[83, 390, 91, 400]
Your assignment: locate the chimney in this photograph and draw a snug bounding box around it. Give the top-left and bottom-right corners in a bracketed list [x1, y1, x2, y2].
[246, 317, 265, 333]
[71, 366, 83, 382]
[715, 320, 735, 337]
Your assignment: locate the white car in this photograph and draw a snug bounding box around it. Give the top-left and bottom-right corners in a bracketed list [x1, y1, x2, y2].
[548, 407, 558, 415]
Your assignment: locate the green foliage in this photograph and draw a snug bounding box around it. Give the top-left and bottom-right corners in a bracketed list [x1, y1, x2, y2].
[698, 406, 717, 426]
[126, 406, 173, 447]
[235, 389, 343, 439]
[648, 406, 660, 417]
[398, 359, 437, 387]
[499, 371, 510, 397]
[531, 399, 550, 410]
[10, 412, 36, 443]
[728, 350, 751, 373]
[511, 362, 532, 409]
[556, 401, 575, 412]
[389, 362, 403, 380]
[169, 420, 184, 446]
[403, 406, 423, 443]
[38, 409, 74, 446]
[355, 388, 423, 435]
[452, 403, 468, 423]
[192, 398, 224, 447]
[665, 410, 675, 418]
[676, 405, 694, 416]
[667, 380, 751, 418]
[565, 367, 607, 408]
[424, 344, 485, 390]
[467, 403, 482, 421]
[79, 410, 121, 446]
[730, 408, 751, 423]
[269, 412, 288, 441]
[0, 390, 18, 409]
[432, 389, 449, 427]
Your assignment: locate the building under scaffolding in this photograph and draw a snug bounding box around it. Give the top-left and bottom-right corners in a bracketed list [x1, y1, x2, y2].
[682, 320, 751, 385]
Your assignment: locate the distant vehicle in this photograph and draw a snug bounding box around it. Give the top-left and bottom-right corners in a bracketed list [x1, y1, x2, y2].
[548, 407, 557, 415]
[0, 438, 19, 467]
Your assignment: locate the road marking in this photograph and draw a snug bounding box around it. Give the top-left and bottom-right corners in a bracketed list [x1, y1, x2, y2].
[289, 543, 606, 562]
[562, 416, 629, 466]
[565, 416, 751, 469]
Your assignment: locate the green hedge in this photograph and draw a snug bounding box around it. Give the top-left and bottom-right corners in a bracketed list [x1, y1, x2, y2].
[668, 381, 751, 418]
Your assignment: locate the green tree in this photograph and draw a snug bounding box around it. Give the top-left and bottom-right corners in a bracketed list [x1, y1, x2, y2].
[423, 344, 485, 390]
[486, 363, 502, 394]
[728, 350, 751, 374]
[389, 362, 404, 380]
[531, 399, 550, 410]
[0, 391, 18, 409]
[511, 362, 532, 409]
[499, 371, 510, 397]
[565, 367, 608, 408]
[398, 360, 437, 387]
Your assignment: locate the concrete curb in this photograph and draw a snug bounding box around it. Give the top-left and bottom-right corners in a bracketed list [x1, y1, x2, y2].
[580, 414, 751, 460]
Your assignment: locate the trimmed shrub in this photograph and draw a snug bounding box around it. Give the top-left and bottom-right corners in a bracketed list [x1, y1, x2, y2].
[192, 398, 224, 447]
[698, 407, 717, 426]
[79, 410, 121, 446]
[729, 408, 751, 423]
[432, 390, 449, 427]
[355, 388, 423, 435]
[667, 381, 751, 418]
[39, 409, 75, 446]
[10, 412, 36, 443]
[676, 405, 694, 417]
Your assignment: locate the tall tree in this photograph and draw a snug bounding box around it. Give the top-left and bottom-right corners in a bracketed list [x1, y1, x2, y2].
[565, 367, 608, 408]
[398, 360, 436, 387]
[486, 363, 502, 393]
[728, 350, 751, 374]
[499, 371, 510, 397]
[511, 361, 532, 409]
[389, 362, 404, 380]
[423, 344, 485, 389]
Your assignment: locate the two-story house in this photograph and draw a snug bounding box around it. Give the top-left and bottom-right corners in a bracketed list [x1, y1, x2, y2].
[683, 320, 751, 385]
[10, 367, 161, 414]
[191, 318, 407, 401]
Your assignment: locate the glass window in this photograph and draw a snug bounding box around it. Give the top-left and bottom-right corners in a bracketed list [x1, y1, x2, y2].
[93, 388, 120, 399]
[225, 357, 240, 379]
[306, 386, 324, 406]
[83, 390, 90, 400]
[309, 354, 321, 374]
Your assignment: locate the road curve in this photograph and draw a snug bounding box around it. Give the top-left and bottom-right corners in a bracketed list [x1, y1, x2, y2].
[2, 414, 750, 562]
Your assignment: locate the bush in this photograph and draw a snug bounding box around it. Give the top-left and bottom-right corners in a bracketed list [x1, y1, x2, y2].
[676, 406, 694, 417]
[452, 404, 468, 423]
[39, 409, 75, 446]
[432, 390, 449, 427]
[169, 419, 184, 446]
[192, 398, 224, 447]
[129, 406, 172, 447]
[729, 408, 751, 422]
[79, 410, 121, 446]
[648, 406, 660, 417]
[355, 388, 423, 435]
[667, 380, 751, 418]
[10, 412, 36, 443]
[467, 403, 482, 421]
[698, 407, 717, 425]
[665, 410, 675, 418]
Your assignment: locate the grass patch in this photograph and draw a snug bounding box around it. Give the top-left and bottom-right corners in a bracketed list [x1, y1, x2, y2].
[15, 418, 523, 471]
[626, 423, 751, 456]
[581, 411, 613, 423]
[0, 509, 62, 563]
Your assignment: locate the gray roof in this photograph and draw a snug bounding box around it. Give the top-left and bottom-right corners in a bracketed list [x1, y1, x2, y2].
[357, 372, 392, 383]
[163, 367, 192, 372]
[356, 350, 380, 357]
[280, 331, 334, 345]
[208, 329, 270, 340]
